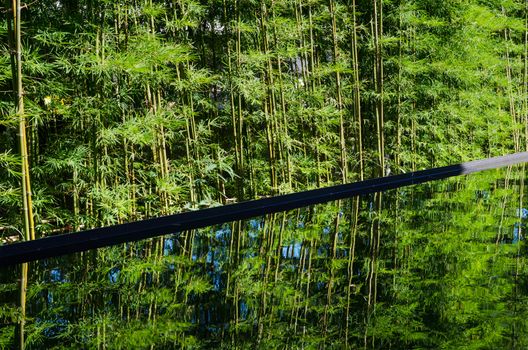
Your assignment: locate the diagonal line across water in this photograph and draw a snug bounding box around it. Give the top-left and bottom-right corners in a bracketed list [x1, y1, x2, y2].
[1, 152, 528, 265]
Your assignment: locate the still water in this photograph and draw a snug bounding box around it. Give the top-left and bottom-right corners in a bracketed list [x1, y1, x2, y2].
[1, 167, 527, 349]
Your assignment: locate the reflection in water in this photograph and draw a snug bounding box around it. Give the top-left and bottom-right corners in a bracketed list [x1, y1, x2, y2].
[1, 168, 528, 349]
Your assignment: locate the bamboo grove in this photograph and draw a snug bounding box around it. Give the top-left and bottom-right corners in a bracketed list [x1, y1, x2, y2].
[1, 0, 527, 232]
[2, 0, 528, 348]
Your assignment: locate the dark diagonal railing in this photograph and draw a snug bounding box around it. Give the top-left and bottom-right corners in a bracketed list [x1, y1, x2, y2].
[1, 152, 528, 265]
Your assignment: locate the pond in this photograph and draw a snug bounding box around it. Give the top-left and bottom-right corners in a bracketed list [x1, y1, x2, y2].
[1, 166, 527, 349]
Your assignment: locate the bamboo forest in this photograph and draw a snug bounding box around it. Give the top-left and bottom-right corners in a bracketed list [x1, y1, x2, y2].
[2, 0, 528, 348]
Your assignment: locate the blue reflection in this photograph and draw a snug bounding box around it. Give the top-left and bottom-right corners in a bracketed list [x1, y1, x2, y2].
[282, 242, 302, 259]
[164, 238, 174, 255]
[513, 223, 523, 244]
[517, 208, 528, 219]
[40, 317, 69, 337]
[240, 300, 248, 320]
[50, 268, 62, 282]
[512, 208, 527, 244]
[109, 267, 120, 283]
[215, 226, 231, 241]
[249, 219, 263, 230]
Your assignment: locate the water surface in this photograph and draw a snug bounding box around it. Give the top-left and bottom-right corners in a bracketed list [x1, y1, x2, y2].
[1, 167, 527, 349]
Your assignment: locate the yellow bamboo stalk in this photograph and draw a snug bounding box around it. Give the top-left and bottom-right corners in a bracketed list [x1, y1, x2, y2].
[13, 2, 35, 349]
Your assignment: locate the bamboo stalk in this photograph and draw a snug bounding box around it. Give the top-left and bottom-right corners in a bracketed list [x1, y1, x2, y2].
[524, 0, 528, 151]
[373, 0, 385, 176]
[329, 0, 348, 184]
[351, 0, 364, 181]
[12, 1, 35, 348]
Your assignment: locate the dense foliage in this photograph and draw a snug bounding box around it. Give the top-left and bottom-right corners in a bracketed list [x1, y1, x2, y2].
[1, 0, 528, 348]
[1, 0, 527, 232]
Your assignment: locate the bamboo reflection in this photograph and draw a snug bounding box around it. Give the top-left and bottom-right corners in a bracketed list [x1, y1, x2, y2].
[1, 169, 528, 348]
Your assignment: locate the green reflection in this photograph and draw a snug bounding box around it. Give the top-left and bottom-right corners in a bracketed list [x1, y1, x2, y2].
[1, 168, 527, 349]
